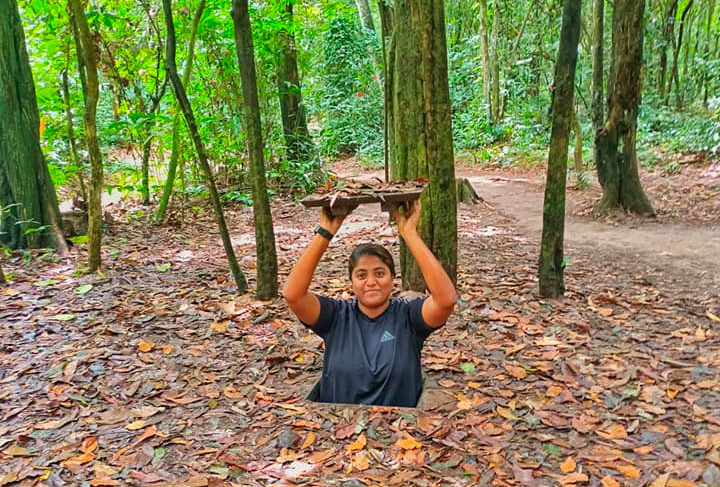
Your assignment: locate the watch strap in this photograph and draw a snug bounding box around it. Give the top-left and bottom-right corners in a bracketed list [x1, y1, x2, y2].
[314, 225, 334, 240]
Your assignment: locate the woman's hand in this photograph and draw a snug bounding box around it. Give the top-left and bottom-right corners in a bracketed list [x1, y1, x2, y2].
[319, 207, 349, 235]
[392, 200, 421, 239]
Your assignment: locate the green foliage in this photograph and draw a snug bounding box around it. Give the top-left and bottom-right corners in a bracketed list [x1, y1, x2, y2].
[639, 102, 720, 157]
[308, 10, 383, 159]
[16, 0, 719, 209]
[221, 191, 253, 205]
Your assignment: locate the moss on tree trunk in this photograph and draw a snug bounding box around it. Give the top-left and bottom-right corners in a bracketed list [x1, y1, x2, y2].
[538, 0, 581, 298]
[0, 0, 65, 251]
[390, 0, 457, 291]
[595, 0, 654, 216]
[232, 0, 278, 299]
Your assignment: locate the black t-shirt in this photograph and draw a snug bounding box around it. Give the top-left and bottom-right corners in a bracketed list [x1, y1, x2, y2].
[304, 295, 439, 407]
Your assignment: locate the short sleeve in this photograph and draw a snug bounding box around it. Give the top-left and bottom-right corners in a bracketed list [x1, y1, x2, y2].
[407, 297, 438, 340]
[301, 294, 341, 339]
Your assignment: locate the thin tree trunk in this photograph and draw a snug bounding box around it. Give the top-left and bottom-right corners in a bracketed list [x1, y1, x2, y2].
[155, 0, 204, 223]
[665, 0, 694, 107]
[275, 2, 315, 173]
[69, 0, 103, 270]
[509, 5, 533, 61]
[378, 0, 394, 182]
[140, 80, 167, 205]
[591, 0, 604, 141]
[595, 0, 653, 215]
[489, 1, 501, 124]
[162, 0, 248, 293]
[231, 0, 278, 299]
[659, 0, 679, 101]
[539, 0, 582, 298]
[0, 260, 5, 284]
[478, 0, 491, 120]
[355, 0, 375, 32]
[62, 61, 87, 202]
[571, 110, 583, 173]
[702, 0, 716, 109]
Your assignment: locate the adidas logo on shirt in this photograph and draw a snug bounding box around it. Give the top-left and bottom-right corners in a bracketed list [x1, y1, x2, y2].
[380, 330, 395, 343]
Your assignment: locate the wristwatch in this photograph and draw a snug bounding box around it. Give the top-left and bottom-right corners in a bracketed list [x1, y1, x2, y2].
[314, 225, 334, 241]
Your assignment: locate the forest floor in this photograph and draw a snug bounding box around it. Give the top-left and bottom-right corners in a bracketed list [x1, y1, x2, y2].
[1, 156, 719, 487]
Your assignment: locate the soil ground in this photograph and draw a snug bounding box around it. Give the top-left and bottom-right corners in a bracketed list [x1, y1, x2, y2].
[1, 158, 719, 486]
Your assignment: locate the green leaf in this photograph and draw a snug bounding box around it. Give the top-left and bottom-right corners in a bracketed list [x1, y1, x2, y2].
[152, 447, 166, 467]
[74, 284, 93, 294]
[156, 263, 171, 272]
[460, 362, 476, 373]
[35, 279, 59, 287]
[69, 235, 89, 244]
[543, 442, 564, 457]
[51, 314, 76, 321]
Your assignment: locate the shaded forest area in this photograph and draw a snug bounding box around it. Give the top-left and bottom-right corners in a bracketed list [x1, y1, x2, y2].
[1, 0, 720, 485]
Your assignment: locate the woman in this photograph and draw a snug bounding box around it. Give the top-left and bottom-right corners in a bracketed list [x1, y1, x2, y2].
[283, 200, 457, 407]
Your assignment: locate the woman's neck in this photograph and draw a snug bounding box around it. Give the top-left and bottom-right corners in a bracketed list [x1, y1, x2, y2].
[358, 300, 391, 319]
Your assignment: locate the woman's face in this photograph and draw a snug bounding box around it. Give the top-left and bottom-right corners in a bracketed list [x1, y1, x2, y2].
[350, 255, 394, 310]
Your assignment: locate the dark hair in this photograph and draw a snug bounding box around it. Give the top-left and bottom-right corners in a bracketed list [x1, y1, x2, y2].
[348, 243, 395, 280]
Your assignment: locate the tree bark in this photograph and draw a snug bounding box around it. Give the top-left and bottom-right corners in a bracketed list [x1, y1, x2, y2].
[355, 0, 376, 32]
[69, 0, 103, 270]
[489, 1, 501, 124]
[478, 0, 491, 120]
[156, 0, 204, 223]
[231, 0, 278, 299]
[162, 0, 248, 293]
[595, 0, 653, 216]
[378, 1, 394, 182]
[0, 0, 66, 252]
[274, 2, 315, 173]
[665, 0, 694, 107]
[591, 0, 604, 140]
[538, 0, 582, 299]
[702, 0, 716, 109]
[658, 0, 678, 100]
[62, 60, 88, 202]
[390, 0, 457, 291]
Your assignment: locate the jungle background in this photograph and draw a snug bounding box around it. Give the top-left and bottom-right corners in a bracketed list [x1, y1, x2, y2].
[1, 0, 720, 485]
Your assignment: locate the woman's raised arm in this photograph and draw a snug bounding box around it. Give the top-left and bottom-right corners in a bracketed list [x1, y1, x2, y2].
[283, 208, 348, 326]
[392, 201, 457, 328]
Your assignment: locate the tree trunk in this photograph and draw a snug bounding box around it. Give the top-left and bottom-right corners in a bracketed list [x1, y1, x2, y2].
[591, 0, 604, 141]
[595, 0, 653, 216]
[390, 0, 457, 291]
[666, 0, 694, 107]
[0, 260, 5, 284]
[478, 0, 491, 120]
[140, 80, 167, 206]
[275, 2, 315, 172]
[702, 0, 716, 109]
[231, 0, 278, 300]
[162, 0, 248, 293]
[156, 0, 204, 223]
[378, 1, 394, 182]
[69, 0, 103, 270]
[658, 0, 678, 100]
[489, 1, 501, 124]
[538, 0, 582, 299]
[571, 110, 583, 173]
[0, 0, 66, 252]
[355, 0, 375, 32]
[62, 62, 87, 202]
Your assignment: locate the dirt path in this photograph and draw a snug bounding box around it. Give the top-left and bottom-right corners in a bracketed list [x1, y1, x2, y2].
[466, 173, 720, 290]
